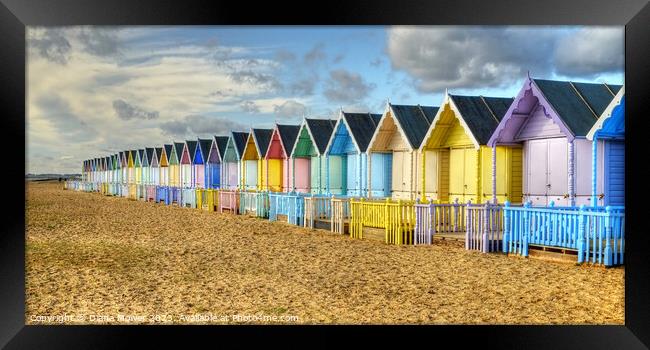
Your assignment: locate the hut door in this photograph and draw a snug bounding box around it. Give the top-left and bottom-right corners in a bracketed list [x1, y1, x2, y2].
[526, 140, 548, 206]
[449, 148, 465, 203]
[606, 141, 625, 206]
[547, 138, 568, 206]
[347, 154, 358, 195]
[463, 148, 478, 203]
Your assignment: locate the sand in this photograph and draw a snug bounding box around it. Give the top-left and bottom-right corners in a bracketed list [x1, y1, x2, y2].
[26, 181, 624, 324]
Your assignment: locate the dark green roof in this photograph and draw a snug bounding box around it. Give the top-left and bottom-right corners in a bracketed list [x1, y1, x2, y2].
[277, 124, 300, 155]
[449, 95, 514, 145]
[533, 79, 621, 136]
[214, 136, 229, 159]
[173, 142, 184, 160]
[305, 118, 336, 155]
[252, 128, 273, 157]
[163, 144, 173, 162]
[145, 147, 155, 165]
[155, 147, 163, 163]
[232, 132, 249, 158]
[389, 104, 438, 149]
[197, 138, 212, 161]
[343, 112, 382, 152]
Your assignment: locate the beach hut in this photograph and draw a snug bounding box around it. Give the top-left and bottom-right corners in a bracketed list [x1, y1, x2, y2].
[241, 128, 273, 191]
[144, 148, 154, 186]
[119, 152, 127, 185]
[221, 131, 249, 190]
[135, 149, 144, 185]
[488, 77, 622, 206]
[180, 141, 197, 188]
[127, 151, 135, 184]
[151, 147, 161, 186]
[367, 104, 438, 199]
[169, 142, 183, 188]
[325, 110, 382, 196]
[265, 124, 300, 192]
[291, 118, 337, 194]
[193, 138, 212, 189]
[419, 93, 515, 204]
[161, 145, 171, 187]
[206, 136, 228, 189]
[112, 154, 120, 185]
[586, 85, 625, 206]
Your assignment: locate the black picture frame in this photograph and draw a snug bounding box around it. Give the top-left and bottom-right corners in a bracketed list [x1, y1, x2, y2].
[4, 0, 649, 348]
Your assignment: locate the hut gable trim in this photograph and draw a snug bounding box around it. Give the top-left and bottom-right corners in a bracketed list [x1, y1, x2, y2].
[272, 124, 300, 159]
[215, 136, 230, 161]
[231, 131, 249, 160]
[488, 77, 575, 146]
[242, 131, 260, 160]
[252, 128, 273, 158]
[419, 94, 481, 151]
[587, 85, 625, 140]
[369, 103, 414, 152]
[195, 138, 212, 164]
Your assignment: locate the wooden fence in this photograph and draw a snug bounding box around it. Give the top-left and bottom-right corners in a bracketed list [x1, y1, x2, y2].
[219, 190, 239, 214]
[269, 192, 308, 225]
[414, 199, 467, 245]
[239, 191, 269, 218]
[349, 198, 416, 245]
[503, 202, 625, 266]
[145, 185, 156, 202]
[197, 188, 219, 212]
[465, 203, 503, 253]
[331, 198, 350, 234]
[181, 188, 196, 208]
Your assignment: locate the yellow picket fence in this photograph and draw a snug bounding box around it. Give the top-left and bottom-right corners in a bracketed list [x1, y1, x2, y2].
[196, 188, 219, 212]
[349, 198, 416, 245]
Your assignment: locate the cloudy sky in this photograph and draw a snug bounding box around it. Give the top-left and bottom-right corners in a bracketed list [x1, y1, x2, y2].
[26, 26, 624, 174]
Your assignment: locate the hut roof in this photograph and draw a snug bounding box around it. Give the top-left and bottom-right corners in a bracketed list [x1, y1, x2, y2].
[389, 104, 438, 149]
[533, 79, 622, 136]
[448, 95, 514, 145]
[305, 118, 336, 155]
[252, 128, 273, 157]
[342, 112, 382, 152]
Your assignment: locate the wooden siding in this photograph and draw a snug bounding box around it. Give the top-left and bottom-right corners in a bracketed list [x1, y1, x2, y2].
[515, 104, 564, 141]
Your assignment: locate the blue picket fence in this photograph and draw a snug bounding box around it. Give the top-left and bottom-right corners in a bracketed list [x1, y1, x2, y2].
[239, 191, 270, 218]
[269, 192, 312, 225]
[503, 202, 625, 266]
[156, 186, 169, 204]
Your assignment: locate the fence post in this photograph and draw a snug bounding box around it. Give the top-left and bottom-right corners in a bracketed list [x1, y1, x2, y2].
[428, 198, 435, 245]
[522, 201, 531, 257]
[453, 198, 460, 232]
[604, 206, 613, 266]
[577, 205, 586, 264]
[465, 200, 472, 250]
[482, 202, 490, 253]
[503, 201, 510, 253]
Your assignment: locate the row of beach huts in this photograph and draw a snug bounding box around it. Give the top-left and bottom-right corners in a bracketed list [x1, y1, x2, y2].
[65, 76, 625, 266]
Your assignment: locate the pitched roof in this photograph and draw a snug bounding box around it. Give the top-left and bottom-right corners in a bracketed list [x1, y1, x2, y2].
[214, 136, 229, 159]
[163, 144, 173, 161]
[449, 95, 514, 145]
[276, 124, 300, 155]
[305, 118, 336, 155]
[173, 142, 184, 159]
[252, 128, 273, 157]
[197, 138, 212, 161]
[145, 147, 155, 164]
[342, 112, 382, 152]
[533, 79, 621, 136]
[155, 147, 163, 162]
[231, 131, 249, 158]
[389, 104, 439, 149]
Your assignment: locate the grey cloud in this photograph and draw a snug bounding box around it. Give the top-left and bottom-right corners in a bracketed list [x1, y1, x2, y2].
[333, 54, 345, 64]
[240, 100, 261, 113]
[387, 26, 623, 93]
[229, 70, 282, 91]
[112, 99, 159, 120]
[370, 57, 383, 67]
[78, 27, 121, 57]
[554, 27, 624, 76]
[35, 95, 97, 142]
[28, 28, 71, 64]
[304, 43, 326, 64]
[160, 115, 247, 137]
[273, 100, 307, 118]
[289, 77, 317, 96]
[275, 49, 296, 62]
[323, 69, 376, 104]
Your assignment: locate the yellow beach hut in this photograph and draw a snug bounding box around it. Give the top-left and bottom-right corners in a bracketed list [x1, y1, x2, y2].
[419, 93, 517, 204]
